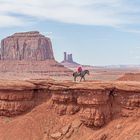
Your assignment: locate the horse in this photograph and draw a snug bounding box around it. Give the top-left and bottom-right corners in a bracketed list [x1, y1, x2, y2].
[73, 70, 89, 82]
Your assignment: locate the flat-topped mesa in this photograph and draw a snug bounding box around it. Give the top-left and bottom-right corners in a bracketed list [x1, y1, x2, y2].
[1, 31, 54, 60]
[13, 31, 44, 37]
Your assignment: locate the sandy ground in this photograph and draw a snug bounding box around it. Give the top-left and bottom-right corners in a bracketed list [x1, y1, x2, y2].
[0, 67, 140, 82]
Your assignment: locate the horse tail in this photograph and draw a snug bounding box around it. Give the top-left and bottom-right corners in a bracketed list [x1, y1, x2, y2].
[73, 72, 75, 77]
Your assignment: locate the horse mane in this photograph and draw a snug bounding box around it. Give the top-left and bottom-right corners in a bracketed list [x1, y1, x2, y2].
[85, 69, 89, 72]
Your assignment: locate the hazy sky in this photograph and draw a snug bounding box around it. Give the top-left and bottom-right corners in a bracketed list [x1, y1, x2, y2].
[0, 0, 140, 65]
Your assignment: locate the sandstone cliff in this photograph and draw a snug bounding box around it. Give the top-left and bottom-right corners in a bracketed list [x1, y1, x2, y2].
[1, 31, 54, 60]
[0, 80, 139, 140]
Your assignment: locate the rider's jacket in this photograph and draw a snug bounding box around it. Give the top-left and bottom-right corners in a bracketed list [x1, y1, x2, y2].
[77, 67, 82, 73]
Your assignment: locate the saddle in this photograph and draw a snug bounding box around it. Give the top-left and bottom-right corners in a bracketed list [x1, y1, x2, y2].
[78, 71, 82, 75]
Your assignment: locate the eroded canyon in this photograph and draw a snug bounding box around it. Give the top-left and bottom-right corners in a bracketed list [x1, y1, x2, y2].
[0, 79, 139, 140]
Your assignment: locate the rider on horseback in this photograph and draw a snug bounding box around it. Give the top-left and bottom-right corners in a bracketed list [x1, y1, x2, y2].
[77, 66, 82, 74]
[73, 68, 89, 82]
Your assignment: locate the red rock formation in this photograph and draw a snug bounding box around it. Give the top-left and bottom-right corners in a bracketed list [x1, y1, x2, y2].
[0, 80, 139, 140]
[1, 31, 54, 60]
[0, 31, 73, 78]
[78, 89, 112, 127]
[50, 81, 140, 128]
[52, 90, 80, 115]
[62, 52, 74, 63]
[61, 52, 80, 68]
[0, 80, 139, 124]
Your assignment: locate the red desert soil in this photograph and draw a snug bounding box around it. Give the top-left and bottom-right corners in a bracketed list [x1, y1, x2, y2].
[0, 60, 73, 80]
[0, 79, 139, 140]
[117, 73, 140, 81]
[68, 66, 140, 81]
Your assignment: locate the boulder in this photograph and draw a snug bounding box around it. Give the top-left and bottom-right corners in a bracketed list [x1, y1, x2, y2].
[61, 124, 71, 135]
[71, 119, 82, 129]
[65, 128, 74, 138]
[50, 132, 62, 140]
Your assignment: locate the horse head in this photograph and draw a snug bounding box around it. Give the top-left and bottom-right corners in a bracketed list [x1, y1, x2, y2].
[85, 70, 90, 75]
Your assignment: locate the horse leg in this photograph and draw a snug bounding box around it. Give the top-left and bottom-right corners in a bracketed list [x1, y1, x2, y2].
[81, 76, 85, 82]
[83, 76, 85, 81]
[80, 77, 82, 82]
[74, 76, 76, 82]
[80, 76, 83, 82]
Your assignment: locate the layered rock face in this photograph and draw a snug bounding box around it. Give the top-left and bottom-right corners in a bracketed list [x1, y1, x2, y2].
[0, 80, 139, 140]
[51, 83, 112, 128]
[78, 89, 112, 127]
[0, 80, 51, 116]
[52, 90, 80, 116]
[0, 80, 139, 129]
[1, 31, 54, 60]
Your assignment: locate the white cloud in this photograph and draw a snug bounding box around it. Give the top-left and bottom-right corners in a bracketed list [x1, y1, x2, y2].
[0, 15, 25, 27]
[0, 0, 140, 29]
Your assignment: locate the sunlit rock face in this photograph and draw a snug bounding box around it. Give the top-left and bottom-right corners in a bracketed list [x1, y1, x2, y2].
[0, 79, 139, 129]
[1, 31, 54, 60]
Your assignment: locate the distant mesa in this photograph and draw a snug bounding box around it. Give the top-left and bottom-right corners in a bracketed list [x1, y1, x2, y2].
[0, 31, 72, 78]
[65, 52, 73, 62]
[61, 52, 80, 67]
[61, 52, 94, 70]
[0, 31, 54, 61]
